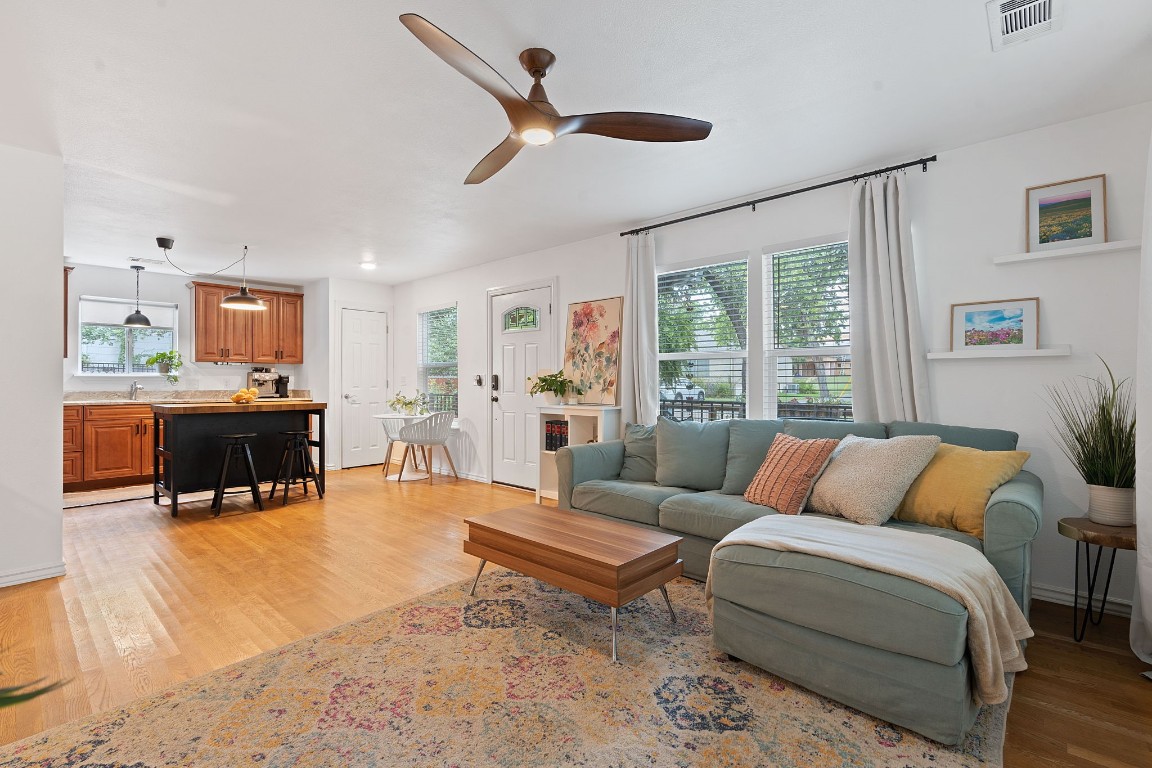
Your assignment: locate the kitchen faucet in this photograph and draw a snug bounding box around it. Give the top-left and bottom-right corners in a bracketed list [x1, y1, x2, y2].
[129, 380, 144, 400]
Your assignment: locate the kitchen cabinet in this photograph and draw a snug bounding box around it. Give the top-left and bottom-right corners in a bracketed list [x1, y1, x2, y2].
[74, 405, 156, 485]
[64, 267, 73, 359]
[193, 282, 253, 363]
[63, 405, 82, 483]
[251, 290, 305, 364]
[193, 282, 303, 364]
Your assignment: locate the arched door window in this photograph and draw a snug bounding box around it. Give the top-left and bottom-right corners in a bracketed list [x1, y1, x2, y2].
[503, 306, 539, 332]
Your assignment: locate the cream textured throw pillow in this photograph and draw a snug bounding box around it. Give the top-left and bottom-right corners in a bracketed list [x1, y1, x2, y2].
[807, 434, 941, 525]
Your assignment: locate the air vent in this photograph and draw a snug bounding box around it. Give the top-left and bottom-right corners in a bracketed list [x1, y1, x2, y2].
[986, 0, 1062, 51]
[128, 257, 165, 265]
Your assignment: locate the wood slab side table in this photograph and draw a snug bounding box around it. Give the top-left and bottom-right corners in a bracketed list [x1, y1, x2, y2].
[1057, 516, 1137, 642]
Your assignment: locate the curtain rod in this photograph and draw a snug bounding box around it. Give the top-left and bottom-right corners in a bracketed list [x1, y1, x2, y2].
[619, 155, 937, 237]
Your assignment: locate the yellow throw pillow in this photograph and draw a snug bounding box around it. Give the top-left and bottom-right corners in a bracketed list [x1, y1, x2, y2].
[896, 443, 1030, 539]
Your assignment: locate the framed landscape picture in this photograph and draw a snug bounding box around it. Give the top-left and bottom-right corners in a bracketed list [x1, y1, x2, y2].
[1026, 174, 1106, 252]
[949, 298, 1039, 352]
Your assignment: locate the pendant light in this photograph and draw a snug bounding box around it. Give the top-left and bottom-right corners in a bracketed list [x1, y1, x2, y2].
[221, 245, 266, 311]
[123, 265, 152, 327]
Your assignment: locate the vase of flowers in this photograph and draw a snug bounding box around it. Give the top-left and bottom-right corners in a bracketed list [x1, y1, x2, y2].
[527, 370, 582, 405]
[388, 390, 430, 416]
[1048, 358, 1136, 526]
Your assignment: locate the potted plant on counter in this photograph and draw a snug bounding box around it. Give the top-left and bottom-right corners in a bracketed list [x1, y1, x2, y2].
[146, 350, 183, 385]
[527, 370, 583, 405]
[1048, 358, 1137, 526]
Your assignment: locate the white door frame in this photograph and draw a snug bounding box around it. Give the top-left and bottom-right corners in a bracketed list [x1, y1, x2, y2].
[486, 277, 558, 485]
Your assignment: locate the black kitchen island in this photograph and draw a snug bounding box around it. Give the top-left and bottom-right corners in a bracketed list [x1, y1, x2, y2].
[152, 401, 326, 516]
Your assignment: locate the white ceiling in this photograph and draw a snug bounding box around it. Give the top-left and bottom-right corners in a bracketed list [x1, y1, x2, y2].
[2, 1, 1151, 285]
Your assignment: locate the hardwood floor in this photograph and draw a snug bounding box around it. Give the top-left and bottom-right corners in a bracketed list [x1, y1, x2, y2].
[1, 466, 1149, 766]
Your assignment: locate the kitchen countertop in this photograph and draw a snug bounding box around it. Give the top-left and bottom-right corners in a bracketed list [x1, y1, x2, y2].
[151, 401, 327, 415]
[64, 389, 312, 406]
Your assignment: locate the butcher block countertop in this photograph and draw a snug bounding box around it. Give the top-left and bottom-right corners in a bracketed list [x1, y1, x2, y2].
[151, 401, 326, 415]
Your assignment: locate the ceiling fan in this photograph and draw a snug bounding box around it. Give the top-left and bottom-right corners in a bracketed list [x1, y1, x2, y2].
[399, 13, 713, 184]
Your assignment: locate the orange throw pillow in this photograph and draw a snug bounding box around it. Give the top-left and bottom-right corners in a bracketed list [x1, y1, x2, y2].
[744, 433, 840, 515]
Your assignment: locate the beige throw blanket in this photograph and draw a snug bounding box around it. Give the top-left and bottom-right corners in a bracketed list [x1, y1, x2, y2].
[706, 515, 1033, 705]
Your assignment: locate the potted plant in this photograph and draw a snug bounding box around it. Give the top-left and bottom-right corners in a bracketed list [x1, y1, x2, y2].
[388, 390, 430, 416]
[1047, 358, 1136, 526]
[527, 370, 583, 405]
[1, 679, 62, 709]
[145, 350, 183, 386]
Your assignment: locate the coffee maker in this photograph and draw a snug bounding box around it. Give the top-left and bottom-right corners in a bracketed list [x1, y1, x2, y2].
[247, 367, 289, 398]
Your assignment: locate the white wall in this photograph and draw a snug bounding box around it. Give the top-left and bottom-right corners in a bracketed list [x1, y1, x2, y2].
[391, 100, 1152, 607]
[63, 264, 305, 394]
[0, 143, 64, 587]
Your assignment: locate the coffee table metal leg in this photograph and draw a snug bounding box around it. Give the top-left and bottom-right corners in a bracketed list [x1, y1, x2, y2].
[611, 606, 618, 663]
[659, 584, 677, 624]
[469, 559, 487, 597]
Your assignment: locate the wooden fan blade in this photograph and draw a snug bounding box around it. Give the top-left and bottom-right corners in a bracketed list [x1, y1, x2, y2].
[465, 135, 525, 184]
[556, 112, 712, 142]
[399, 14, 536, 125]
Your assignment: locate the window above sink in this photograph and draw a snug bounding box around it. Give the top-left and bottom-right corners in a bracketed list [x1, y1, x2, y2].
[77, 296, 178, 377]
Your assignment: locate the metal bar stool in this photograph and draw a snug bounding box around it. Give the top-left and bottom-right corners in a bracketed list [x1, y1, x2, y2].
[211, 433, 265, 516]
[270, 430, 324, 505]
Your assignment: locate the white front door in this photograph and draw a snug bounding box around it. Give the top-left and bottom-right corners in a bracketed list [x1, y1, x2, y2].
[490, 285, 553, 488]
[341, 308, 388, 468]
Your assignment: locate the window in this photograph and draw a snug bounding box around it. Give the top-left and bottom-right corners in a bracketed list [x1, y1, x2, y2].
[78, 296, 178, 375]
[765, 241, 851, 421]
[657, 259, 748, 422]
[417, 306, 458, 415]
[503, 306, 539, 332]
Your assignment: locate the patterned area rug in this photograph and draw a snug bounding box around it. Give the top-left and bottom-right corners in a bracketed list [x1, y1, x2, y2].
[0, 572, 1008, 767]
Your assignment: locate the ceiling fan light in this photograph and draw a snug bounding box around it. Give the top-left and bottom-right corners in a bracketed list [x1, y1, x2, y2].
[221, 286, 267, 311]
[521, 127, 554, 146]
[360, 261, 377, 270]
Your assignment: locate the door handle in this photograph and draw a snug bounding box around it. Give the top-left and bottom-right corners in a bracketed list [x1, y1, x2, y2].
[491, 395, 499, 403]
[344, 394, 360, 405]
[491, 374, 499, 391]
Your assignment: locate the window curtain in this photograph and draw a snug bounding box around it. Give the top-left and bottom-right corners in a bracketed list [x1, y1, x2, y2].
[1130, 128, 1152, 665]
[623, 232, 658, 424]
[847, 173, 932, 422]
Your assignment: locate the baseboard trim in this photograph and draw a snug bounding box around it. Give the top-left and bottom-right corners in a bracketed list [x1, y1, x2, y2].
[1032, 582, 1131, 617]
[0, 562, 66, 588]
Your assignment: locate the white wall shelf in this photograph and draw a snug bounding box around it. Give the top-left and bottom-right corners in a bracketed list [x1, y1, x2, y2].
[927, 344, 1071, 360]
[992, 239, 1141, 265]
[535, 404, 622, 504]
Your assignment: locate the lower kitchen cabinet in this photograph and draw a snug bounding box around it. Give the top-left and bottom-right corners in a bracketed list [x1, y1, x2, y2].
[66, 404, 158, 489]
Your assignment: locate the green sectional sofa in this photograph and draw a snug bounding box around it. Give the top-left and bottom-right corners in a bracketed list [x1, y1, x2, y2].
[556, 417, 1043, 744]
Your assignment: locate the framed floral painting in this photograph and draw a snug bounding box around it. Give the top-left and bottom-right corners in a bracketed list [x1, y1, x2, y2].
[564, 297, 623, 404]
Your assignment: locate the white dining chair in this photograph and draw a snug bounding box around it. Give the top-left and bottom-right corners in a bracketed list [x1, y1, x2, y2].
[397, 412, 459, 484]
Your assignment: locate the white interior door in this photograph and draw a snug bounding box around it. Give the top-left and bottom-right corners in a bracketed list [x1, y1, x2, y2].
[341, 308, 388, 468]
[490, 285, 553, 488]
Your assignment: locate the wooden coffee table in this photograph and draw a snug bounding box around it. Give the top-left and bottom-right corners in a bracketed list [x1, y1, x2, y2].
[464, 504, 683, 662]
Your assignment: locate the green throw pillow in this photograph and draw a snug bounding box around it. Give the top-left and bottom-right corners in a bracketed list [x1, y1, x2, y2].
[721, 419, 785, 494]
[655, 416, 730, 491]
[619, 423, 657, 482]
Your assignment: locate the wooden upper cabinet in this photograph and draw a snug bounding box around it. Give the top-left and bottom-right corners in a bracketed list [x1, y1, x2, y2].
[192, 282, 269, 363]
[250, 290, 280, 364]
[194, 282, 228, 362]
[277, 292, 305, 364]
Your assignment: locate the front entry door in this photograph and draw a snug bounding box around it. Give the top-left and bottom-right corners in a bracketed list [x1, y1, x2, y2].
[490, 285, 553, 488]
[341, 308, 388, 468]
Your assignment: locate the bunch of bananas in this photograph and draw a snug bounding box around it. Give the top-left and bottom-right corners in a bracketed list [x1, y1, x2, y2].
[230, 387, 260, 404]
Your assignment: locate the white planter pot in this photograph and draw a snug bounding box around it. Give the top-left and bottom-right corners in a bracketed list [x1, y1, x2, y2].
[1086, 484, 1135, 527]
[540, 392, 561, 405]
